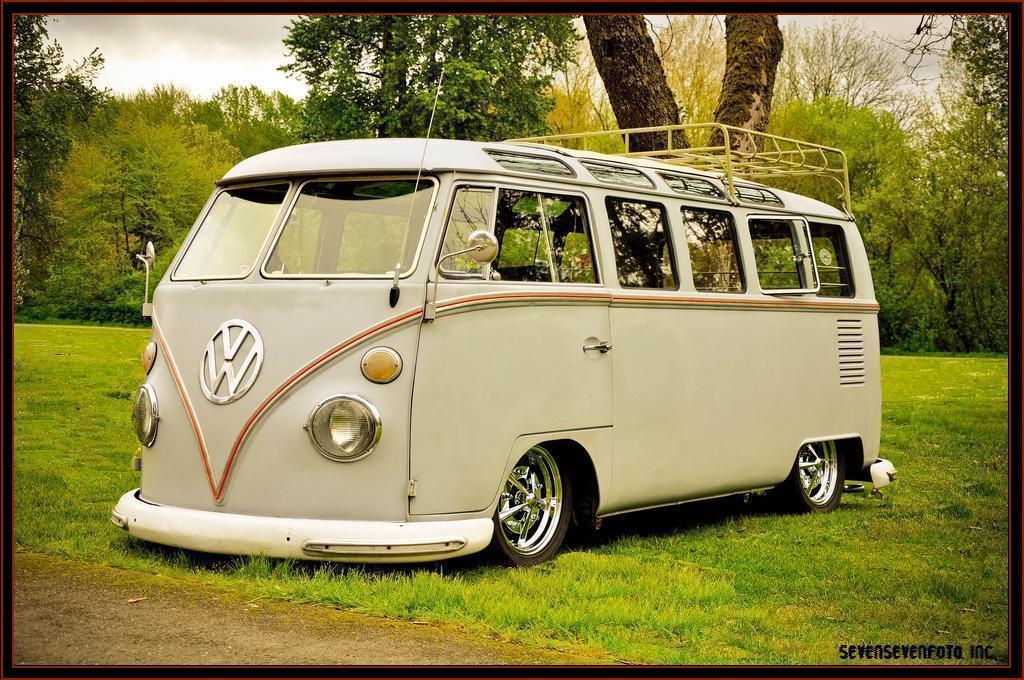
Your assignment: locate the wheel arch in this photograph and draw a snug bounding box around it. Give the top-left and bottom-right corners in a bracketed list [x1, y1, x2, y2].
[539, 438, 601, 532]
[490, 430, 610, 527]
[836, 436, 867, 482]
[797, 435, 863, 475]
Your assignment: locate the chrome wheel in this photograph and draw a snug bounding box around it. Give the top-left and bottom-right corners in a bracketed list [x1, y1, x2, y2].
[797, 441, 839, 506]
[498, 446, 563, 557]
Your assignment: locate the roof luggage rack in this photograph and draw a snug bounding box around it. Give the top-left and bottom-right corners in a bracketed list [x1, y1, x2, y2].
[507, 123, 853, 218]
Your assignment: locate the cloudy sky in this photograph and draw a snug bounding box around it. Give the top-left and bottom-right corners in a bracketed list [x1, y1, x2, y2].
[46, 14, 937, 100]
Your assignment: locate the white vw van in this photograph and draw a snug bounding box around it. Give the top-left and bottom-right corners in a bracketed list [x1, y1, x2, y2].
[113, 125, 896, 566]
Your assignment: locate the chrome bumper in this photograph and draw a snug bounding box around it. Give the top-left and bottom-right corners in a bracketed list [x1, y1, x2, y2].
[112, 489, 494, 563]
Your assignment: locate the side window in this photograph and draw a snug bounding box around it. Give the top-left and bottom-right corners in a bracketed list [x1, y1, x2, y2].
[810, 222, 854, 297]
[606, 198, 677, 289]
[493, 190, 597, 283]
[494, 189, 553, 282]
[440, 187, 597, 284]
[440, 187, 495, 275]
[680, 207, 744, 293]
[748, 217, 819, 293]
[541, 194, 596, 283]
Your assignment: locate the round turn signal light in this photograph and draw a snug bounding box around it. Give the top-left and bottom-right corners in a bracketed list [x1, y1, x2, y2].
[360, 347, 402, 384]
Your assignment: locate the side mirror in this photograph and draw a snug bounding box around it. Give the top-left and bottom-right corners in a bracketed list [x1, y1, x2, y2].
[425, 230, 500, 321]
[145, 241, 156, 268]
[465, 230, 499, 264]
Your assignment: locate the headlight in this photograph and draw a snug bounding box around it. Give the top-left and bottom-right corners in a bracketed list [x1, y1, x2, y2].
[306, 395, 382, 462]
[132, 385, 159, 447]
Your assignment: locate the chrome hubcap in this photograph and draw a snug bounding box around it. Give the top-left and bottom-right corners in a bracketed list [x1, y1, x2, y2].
[498, 446, 563, 556]
[797, 441, 839, 506]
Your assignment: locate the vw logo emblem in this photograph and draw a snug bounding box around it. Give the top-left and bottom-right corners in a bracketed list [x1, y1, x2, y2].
[199, 319, 264, 405]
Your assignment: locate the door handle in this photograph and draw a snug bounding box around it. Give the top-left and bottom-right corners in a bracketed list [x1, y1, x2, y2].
[582, 340, 613, 354]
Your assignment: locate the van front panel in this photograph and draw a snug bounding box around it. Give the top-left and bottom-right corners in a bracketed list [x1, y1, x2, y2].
[140, 280, 424, 521]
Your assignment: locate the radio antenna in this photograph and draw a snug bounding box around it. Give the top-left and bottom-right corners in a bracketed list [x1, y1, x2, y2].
[390, 65, 445, 308]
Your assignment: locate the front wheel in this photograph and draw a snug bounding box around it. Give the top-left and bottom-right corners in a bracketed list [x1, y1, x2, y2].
[491, 446, 572, 566]
[777, 441, 845, 512]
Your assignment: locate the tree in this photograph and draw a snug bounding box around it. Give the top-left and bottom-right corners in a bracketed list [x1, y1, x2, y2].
[862, 87, 1007, 352]
[768, 97, 912, 209]
[654, 16, 726, 127]
[190, 85, 304, 158]
[281, 16, 578, 142]
[549, 16, 725, 151]
[950, 15, 1009, 133]
[18, 78, 309, 325]
[582, 15, 783, 153]
[583, 16, 686, 151]
[774, 18, 914, 125]
[545, 32, 620, 152]
[711, 15, 784, 151]
[41, 91, 240, 322]
[13, 16, 105, 303]
[62, 93, 240, 270]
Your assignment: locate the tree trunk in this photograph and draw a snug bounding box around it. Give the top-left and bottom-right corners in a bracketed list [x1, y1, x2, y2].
[378, 17, 409, 138]
[584, 16, 686, 152]
[712, 15, 784, 152]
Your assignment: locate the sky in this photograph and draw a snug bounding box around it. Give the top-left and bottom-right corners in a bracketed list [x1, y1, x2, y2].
[46, 14, 940, 101]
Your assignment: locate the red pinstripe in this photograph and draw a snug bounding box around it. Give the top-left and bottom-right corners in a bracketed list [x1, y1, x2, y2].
[151, 315, 217, 496]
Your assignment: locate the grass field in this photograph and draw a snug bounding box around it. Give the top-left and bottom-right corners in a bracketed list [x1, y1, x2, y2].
[13, 323, 1009, 664]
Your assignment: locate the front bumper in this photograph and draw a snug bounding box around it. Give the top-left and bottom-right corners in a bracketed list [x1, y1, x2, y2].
[111, 489, 494, 563]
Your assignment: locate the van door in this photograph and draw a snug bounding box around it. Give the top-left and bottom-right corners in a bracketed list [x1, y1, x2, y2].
[409, 183, 612, 516]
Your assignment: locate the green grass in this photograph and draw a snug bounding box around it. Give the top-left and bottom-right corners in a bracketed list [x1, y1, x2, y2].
[14, 324, 1009, 664]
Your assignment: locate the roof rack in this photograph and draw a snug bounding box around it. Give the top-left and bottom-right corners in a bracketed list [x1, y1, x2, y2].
[507, 123, 853, 217]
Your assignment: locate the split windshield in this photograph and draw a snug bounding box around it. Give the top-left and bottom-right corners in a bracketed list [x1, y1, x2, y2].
[174, 184, 289, 280]
[265, 178, 435, 278]
[173, 178, 436, 280]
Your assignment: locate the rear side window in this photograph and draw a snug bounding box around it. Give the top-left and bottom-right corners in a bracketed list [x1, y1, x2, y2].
[680, 207, 744, 293]
[748, 217, 819, 293]
[175, 184, 289, 280]
[606, 198, 677, 289]
[810, 222, 854, 297]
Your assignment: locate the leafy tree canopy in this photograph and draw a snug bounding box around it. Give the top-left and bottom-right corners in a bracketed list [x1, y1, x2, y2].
[191, 85, 304, 157]
[38, 89, 241, 323]
[281, 16, 578, 141]
[950, 15, 1008, 134]
[14, 16, 105, 302]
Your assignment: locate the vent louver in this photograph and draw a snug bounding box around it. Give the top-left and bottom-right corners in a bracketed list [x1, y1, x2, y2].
[837, 319, 865, 386]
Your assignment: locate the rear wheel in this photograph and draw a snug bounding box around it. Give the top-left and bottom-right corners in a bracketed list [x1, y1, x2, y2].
[491, 446, 572, 566]
[777, 440, 844, 512]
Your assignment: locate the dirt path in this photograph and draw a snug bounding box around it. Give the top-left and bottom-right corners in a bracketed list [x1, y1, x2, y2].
[13, 553, 608, 666]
